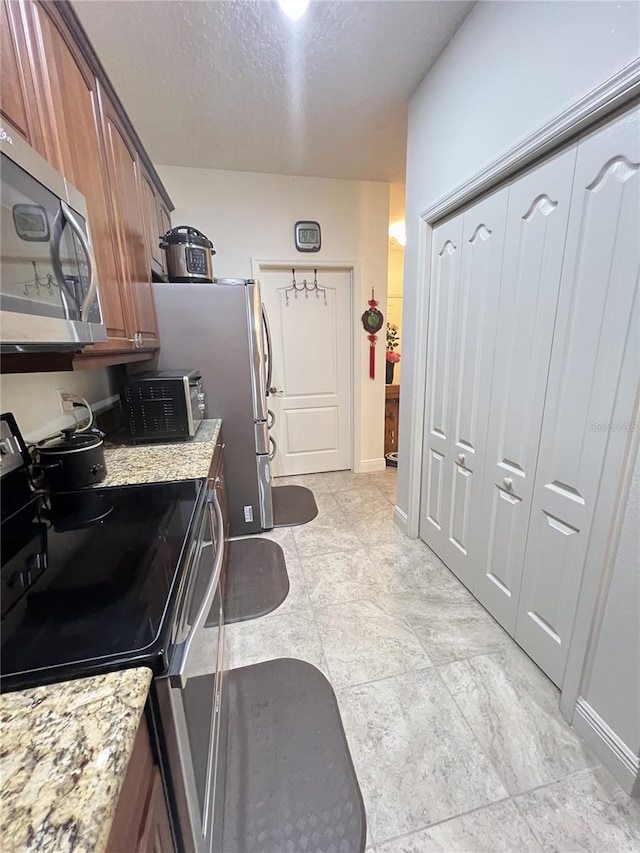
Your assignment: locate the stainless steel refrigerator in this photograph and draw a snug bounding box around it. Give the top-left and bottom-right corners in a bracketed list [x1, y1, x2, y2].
[153, 278, 274, 535]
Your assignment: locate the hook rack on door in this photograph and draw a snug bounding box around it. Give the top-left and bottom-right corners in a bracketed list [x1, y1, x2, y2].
[285, 268, 327, 306]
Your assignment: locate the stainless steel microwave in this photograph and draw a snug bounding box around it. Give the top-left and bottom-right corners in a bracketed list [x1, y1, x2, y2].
[0, 127, 106, 352]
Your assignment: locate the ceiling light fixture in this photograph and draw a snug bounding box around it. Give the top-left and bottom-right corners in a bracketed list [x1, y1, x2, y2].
[389, 221, 406, 248]
[278, 0, 309, 20]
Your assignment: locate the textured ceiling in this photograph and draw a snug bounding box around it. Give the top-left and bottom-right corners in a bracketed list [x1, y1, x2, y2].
[73, 0, 474, 182]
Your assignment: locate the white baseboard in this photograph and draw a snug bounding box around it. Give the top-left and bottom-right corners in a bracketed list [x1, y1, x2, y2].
[356, 458, 386, 473]
[573, 698, 640, 795]
[393, 505, 409, 535]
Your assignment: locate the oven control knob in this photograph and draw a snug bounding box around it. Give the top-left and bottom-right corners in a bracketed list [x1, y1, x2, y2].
[198, 403, 206, 412]
[197, 392, 205, 401]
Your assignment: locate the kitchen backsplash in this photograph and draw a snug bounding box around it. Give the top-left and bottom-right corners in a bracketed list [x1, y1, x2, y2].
[0, 367, 118, 443]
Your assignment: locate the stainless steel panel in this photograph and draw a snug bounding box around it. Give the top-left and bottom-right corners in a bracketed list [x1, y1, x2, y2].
[154, 282, 264, 534]
[255, 420, 269, 455]
[257, 455, 274, 529]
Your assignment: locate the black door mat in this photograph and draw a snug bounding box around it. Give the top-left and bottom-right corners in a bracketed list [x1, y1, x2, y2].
[222, 658, 366, 853]
[272, 484, 318, 528]
[206, 538, 289, 628]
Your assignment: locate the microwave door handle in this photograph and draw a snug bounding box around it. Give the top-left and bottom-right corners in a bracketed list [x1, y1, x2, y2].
[61, 201, 96, 323]
[50, 207, 74, 320]
[170, 486, 224, 689]
[262, 303, 273, 397]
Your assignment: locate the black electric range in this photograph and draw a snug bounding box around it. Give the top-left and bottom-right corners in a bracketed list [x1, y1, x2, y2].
[1, 469, 204, 692]
[0, 412, 230, 852]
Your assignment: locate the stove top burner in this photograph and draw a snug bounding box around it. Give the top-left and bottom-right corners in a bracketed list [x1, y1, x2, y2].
[1, 478, 204, 691]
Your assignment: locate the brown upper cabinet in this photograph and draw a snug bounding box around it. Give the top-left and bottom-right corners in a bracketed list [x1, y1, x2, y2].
[101, 95, 159, 350]
[0, 0, 45, 156]
[0, 0, 174, 369]
[141, 168, 171, 280]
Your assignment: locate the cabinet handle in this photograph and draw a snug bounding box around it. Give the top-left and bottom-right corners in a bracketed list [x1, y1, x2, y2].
[457, 454, 465, 466]
[503, 477, 513, 491]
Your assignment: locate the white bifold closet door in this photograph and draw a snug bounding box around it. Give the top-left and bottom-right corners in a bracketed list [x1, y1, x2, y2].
[420, 189, 508, 589]
[472, 147, 577, 634]
[514, 107, 640, 686]
[420, 104, 639, 688]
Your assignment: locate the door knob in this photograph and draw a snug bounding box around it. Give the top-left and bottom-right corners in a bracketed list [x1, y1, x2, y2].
[269, 387, 278, 394]
[503, 477, 513, 491]
[457, 454, 465, 466]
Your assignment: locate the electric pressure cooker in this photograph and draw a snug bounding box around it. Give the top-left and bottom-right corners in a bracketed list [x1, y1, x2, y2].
[159, 226, 216, 283]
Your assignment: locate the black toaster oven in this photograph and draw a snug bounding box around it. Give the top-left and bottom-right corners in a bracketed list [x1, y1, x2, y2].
[120, 369, 205, 443]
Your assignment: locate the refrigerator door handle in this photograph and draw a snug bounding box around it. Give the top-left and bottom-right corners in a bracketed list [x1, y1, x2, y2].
[267, 409, 276, 430]
[262, 303, 273, 398]
[269, 435, 277, 462]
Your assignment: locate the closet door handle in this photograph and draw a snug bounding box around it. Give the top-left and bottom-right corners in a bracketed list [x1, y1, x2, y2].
[503, 477, 513, 491]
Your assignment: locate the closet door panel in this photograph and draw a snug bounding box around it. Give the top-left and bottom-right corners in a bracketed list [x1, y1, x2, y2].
[473, 147, 577, 632]
[516, 107, 640, 686]
[419, 214, 463, 553]
[445, 188, 509, 587]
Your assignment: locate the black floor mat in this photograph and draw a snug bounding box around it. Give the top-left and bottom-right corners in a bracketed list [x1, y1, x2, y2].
[222, 659, 366, 853]
[206, 538, 289, 627]
[272, 485, 318, 528]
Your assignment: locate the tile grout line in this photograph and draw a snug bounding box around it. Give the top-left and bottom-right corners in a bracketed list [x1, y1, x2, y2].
[418, 662, 513, 802]
[289, 521, 336, 685]
[372, 792, 517, 850]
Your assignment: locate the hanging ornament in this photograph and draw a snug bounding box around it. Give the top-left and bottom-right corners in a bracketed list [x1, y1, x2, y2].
[361, 288, 384, 379]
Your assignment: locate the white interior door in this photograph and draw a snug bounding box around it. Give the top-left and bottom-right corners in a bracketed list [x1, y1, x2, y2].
[260, 268, 352, 477]
[420, 189, 509, 589]
[419, 212, 464, 561]
[473, 146, 577, 633]
[515, 106, 640, 687]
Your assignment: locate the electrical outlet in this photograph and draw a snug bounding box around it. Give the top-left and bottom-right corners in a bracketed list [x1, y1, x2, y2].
[56, 389, 75, 413]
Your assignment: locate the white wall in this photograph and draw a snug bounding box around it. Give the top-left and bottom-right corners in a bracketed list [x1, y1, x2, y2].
[157, 165, 390, 470]
[0, 368, 116, 442]
[398, 0, 640, 521]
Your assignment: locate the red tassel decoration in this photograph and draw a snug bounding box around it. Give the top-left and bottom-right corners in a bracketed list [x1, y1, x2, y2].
[361, 289, 384, 381]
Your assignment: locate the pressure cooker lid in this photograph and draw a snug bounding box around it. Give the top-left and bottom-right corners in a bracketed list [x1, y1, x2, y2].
[39, 431, 102, 453]
[160, 225, 215, 251]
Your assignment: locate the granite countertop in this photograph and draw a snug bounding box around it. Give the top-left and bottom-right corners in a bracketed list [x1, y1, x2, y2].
[0, 668, 152, 853]
[99, 418, 221, 487]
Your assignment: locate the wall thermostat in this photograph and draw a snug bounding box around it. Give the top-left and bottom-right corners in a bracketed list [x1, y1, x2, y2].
[294, 220, 321, 252]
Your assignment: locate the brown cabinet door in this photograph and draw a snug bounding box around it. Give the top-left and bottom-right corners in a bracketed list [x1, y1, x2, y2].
[136, 769, 175, 853]
[158, 200, 172, 277]
[384, 386, 400, 455]
[101, 95, 159, 349]
[107, 717, 175, 853]
[0, 0, 44, 154]
[140, 170, 165, 276]
[25, 0, 130, 352]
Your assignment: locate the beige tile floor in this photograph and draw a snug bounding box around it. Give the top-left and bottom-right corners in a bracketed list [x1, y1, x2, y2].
[196, 468, 640, 852]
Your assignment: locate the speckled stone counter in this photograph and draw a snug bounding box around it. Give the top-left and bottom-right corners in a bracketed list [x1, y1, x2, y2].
[99, 418, 221, 487]
[0, 668, 152, 853]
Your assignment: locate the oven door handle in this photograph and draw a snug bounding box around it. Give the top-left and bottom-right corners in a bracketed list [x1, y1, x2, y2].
[170, 485, 224, 689]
